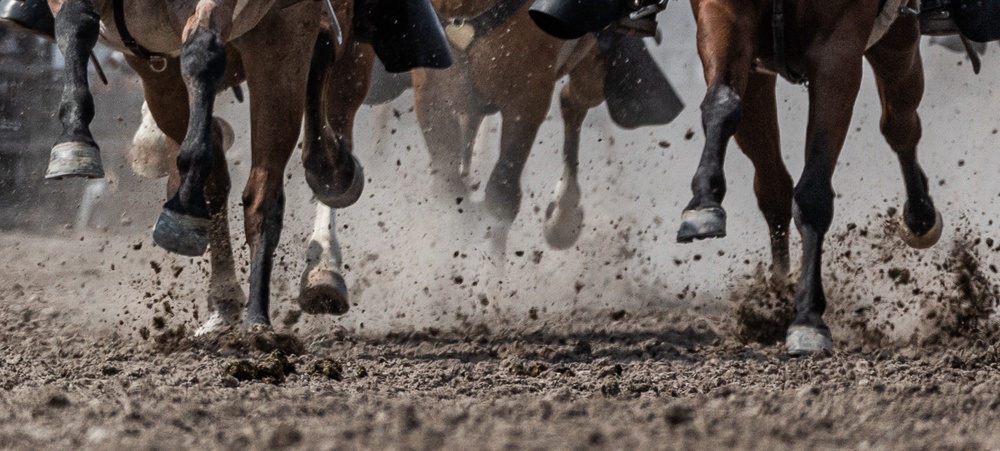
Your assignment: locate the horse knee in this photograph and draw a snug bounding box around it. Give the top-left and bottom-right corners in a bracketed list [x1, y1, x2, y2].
[180, 28, 226, 85]
[792, 177, 834, 235]
[880, 111, 921, 152]
[701, 83, 742, 137]
[55, 0, 99, 43]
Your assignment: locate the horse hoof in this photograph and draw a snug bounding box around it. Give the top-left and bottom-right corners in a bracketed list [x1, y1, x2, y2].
[785, 325, 833, 356]
[677, 207, 726, 243]
[152, 209, 210, 256]
[45, 142, 104, 179]
[194, 311, 238, 336]
[299, 269, 349, 315]
[313, 155, 365, 208]
[543, 202, 584, 250]
[896, 205, 943, 249]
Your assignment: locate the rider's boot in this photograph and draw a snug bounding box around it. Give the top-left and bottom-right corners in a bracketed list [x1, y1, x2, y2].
[0, 0, 54, 40]
[353, 0, 453, 73]
[919, 0, 960, 35]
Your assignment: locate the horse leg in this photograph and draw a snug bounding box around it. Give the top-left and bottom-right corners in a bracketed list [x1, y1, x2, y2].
[300, 27, 375, 315]
[302, 28, 369, 209]
[412, 68, 479, 199]
[235, 6, 317, 327]
[126, 53, 245, 335]
[786, 49, 867, 356]
[46, 0, 103, 179]
[151, 0, 233, 257]
[543, 56, 603, 250]
[733, 72, 794, 281]
[676, 2, 757, 242]
[484, 89, 549, 254]
[865, 16, 942, 249]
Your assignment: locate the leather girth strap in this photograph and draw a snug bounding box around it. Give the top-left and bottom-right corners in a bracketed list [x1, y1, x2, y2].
[771, 0, 806, 84]
[112, 0, 168, 61]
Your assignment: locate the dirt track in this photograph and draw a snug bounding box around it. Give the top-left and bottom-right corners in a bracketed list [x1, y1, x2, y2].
[4, 4, 1000, 449]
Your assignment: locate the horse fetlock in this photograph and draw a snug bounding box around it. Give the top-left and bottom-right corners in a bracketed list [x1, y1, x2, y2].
[307, 154, 365, 209]
[299, 269, 350, 315]
[153, 208, 210, 256]
[897, 203, 943, 249]
[785, 325, 833, 356]
[677, 206, 727, 243]
[45, 141, 104, 179]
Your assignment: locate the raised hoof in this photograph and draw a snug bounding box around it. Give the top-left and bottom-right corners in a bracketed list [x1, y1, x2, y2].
[785, 326, 833, 356]
[299, 269, 350, 315]
[677, 207, 726, 243]
[45, 142, 104, 179]
[896, 205, 943, 249]
[543, 202, 584, 250]
[152, 209, 210, 256]
[314, 155, 365, 209]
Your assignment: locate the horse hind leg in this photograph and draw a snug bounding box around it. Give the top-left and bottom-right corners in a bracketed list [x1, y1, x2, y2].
[46, 0, 103, 179]
[152, 5, 229, 257]
[866, 19, 942, 249]
[733, 72, 794, 281]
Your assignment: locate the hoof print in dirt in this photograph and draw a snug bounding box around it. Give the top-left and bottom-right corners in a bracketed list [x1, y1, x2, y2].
[309, 359, 344, 381]
[221, 351, 296, 385]
[509, 361, 547, 377]
[663, 404, 695, 426]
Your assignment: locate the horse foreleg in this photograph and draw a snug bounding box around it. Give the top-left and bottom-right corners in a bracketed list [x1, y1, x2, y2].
[676, 2, 757, 243]
[866, 14, 942, 249]
[786, 54, 865, 357]
[300, 204, 349, 315]
[733, 72, 794, 281]
[302, 28, 369, 209]
[484, 88, 549, 256]
[46, 0, 103, 179]
[151, 4, 229, 257]
[300, 26, 374, 315]
[543, 59, 602, 250]
[236, 6, 317, 327]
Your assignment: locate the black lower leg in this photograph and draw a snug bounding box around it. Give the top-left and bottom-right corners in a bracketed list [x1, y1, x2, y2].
[164, 28, 226, 219]
[791, 163, 835, 329]
[686, 83, 742, 211]
[244, 192, 285, 326]
[53, 0, 99, 146]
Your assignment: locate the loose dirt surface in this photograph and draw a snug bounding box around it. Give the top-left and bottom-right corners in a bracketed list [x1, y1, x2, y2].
[5, 7, 1000, 450]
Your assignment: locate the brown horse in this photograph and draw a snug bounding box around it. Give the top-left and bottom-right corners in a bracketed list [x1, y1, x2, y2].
[676, 0, 942, 354]
[46, 0, 365, 332]
[413, 0, 681, 253]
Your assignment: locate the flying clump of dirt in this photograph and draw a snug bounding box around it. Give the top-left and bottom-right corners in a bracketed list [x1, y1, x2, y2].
[918, 237, 1000, 346]
[727, 264, 795, 345]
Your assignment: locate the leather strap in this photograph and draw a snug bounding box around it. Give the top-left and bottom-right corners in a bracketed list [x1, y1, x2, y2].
[112, 0, 168, 62]
[772, 0, 807, 84]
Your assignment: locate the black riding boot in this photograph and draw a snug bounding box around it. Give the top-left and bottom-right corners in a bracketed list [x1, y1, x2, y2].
[353, 0, 452, 73]
[919, 0, 960, 35]
[0, 0, 54, 39]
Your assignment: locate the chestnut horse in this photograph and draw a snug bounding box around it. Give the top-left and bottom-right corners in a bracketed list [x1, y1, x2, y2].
[676, 0, 942, 354]
[46, 0, 365, 332]
[414, 0, 681, 253]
